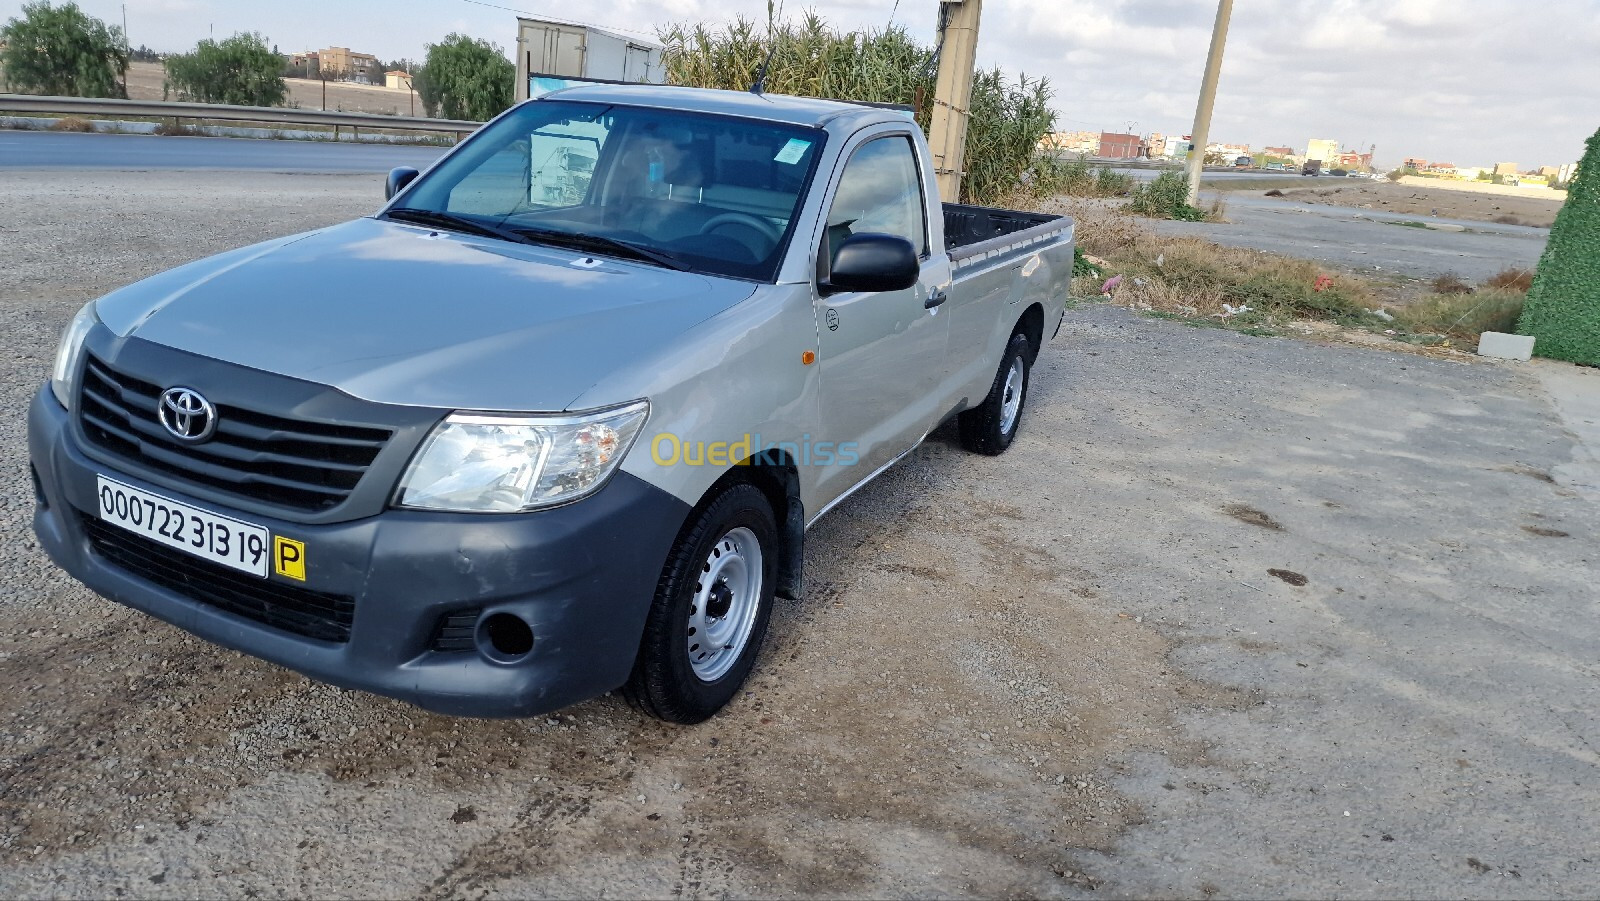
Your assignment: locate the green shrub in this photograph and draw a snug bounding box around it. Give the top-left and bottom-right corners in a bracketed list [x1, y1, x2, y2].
[1517, 125, 1600, 365]
[1127, 172, 1206, 221]
[1072, 246, 1101, 279]
[163, 33, 286, 107]
[0, 1, 127, 97]
[416, 34, 514, 121]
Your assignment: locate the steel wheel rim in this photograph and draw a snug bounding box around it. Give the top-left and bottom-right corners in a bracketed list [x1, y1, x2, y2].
[687, 526, 763, 682]
[999, 356, 1025, 434]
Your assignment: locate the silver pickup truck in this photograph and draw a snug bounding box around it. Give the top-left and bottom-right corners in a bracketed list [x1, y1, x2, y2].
[29, 84, 1074, 723]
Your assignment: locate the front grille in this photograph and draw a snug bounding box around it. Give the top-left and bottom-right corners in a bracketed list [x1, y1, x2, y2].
[77, 355, 391, 513]
[431, 609, 481, 652]
[82, 514, 355, 643]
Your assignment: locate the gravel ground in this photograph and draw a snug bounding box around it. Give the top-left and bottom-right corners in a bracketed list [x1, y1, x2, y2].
[1, 171, 1597, 898]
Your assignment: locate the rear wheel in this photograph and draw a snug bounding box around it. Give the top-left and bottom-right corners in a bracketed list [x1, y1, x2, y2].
[958, 332, 1032, 455]
[623, 482, 777, 724]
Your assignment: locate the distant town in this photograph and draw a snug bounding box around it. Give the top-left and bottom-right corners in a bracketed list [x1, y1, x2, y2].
[1041, 129, 1578, 188]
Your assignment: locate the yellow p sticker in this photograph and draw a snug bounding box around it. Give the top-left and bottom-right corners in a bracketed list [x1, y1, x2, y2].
[273, 536, 306, 581]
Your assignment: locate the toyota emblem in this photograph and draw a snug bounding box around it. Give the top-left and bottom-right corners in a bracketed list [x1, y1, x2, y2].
[158, 387, 217, 442]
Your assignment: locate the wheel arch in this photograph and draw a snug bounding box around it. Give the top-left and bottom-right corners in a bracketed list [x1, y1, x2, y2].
[698, 450, 804, 600]
[1015, 302, 1045, 362]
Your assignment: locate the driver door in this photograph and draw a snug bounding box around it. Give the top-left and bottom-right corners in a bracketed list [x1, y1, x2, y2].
[811, 133, 951, 508]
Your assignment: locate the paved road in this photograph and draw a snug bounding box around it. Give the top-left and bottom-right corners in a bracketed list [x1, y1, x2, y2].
[1110, 165, 1307, 183]
[1151, 191, 1550, 283]
[0, 130, 447, 173]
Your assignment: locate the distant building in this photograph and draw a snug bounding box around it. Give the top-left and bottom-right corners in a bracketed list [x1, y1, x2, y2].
[1493, 161, 1519, 176]
[1402, 157, 1428, 171]
[1206, 142, 1251, 157]
[317, 46, 382, 84]
[1263, 146, 1295, 158]
[1040, 130, 1100, 156]
[1163, 136, 1194, 160]
[385, 70, 412, 91]
[1148, 132, 1167, 157]
[1334, 150, 1374, 170]
[1305, 138, 1339, 165]
[1558, 161, 1579, 183]
[1098, 132, 1147, 160]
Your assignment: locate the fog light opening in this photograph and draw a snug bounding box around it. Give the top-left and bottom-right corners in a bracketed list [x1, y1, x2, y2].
[31, 464, 48, 511]
[478, 612, 534, 661]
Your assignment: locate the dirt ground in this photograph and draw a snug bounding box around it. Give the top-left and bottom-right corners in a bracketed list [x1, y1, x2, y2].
[124, 60, 421, 116]
[1259, 178, 1565, 228]
[2, 171, 1597, 898]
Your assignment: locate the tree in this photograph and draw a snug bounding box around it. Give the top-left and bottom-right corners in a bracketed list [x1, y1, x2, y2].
[163, 32, 286, 107]
[0, 1, 128, 97]
[416, 34, 513, 121]
[1517, 125, 1600, 365]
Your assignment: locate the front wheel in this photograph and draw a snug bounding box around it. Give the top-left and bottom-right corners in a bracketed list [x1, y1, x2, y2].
[623, 482, 778, 724]
[958, 332, 1032, 455]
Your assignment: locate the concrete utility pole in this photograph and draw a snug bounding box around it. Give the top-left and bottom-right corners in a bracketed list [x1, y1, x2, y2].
[1184, 0, 1233, 206]
[928, 0, 983, 203]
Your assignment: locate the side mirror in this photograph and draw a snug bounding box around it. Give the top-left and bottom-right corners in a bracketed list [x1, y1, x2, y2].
[385, 166, 420, 200]
[823, 233, 919, 295]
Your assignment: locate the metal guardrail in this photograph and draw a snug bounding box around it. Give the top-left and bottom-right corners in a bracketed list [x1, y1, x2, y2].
[0, 94, 482, 135]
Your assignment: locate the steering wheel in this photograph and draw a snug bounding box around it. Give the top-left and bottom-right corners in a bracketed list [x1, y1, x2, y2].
[701, 212, 783, 247]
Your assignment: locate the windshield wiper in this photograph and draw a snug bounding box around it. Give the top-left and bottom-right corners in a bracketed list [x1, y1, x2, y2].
[511, 226, 692, 272]
[384, 208, 534, 246]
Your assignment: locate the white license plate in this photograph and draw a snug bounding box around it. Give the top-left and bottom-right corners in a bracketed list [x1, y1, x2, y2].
[95, 476, 272, 577]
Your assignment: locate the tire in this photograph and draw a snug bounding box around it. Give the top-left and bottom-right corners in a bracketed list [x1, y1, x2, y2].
[958, 332, 1032, 455]
[623, 482, 778, 724]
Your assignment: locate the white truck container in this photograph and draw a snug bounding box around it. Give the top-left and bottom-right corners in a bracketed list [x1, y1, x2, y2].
[513, 16, 665, 102]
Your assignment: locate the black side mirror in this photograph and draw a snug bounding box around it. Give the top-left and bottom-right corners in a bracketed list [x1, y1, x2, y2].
[822, 233, 919, 295]
[385, 167, 420, 200]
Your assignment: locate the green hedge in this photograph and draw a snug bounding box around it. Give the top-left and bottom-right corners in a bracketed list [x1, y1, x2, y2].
[1518, 127, 1598, 365]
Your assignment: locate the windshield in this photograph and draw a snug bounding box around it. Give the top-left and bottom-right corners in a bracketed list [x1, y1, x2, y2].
[389, 99, 827, 281]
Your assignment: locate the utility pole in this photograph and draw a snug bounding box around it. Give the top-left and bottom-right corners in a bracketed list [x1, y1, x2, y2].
[928, 0, 983, 203]
[1184, 0, 1233, 206]
[120, 3, 129, 96]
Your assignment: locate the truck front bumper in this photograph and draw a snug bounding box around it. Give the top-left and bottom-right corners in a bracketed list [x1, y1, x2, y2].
[28, 386, 690, 718]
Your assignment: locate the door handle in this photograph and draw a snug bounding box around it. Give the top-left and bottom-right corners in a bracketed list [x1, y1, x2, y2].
[924, 289, 948, 310]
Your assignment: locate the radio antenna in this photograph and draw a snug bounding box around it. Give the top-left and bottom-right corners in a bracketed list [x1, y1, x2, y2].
[750, 43, 777, 94]
[751, 0, 781, 94]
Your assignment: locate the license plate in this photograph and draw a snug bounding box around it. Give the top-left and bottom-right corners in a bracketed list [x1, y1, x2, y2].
[95, 476, 272, 577]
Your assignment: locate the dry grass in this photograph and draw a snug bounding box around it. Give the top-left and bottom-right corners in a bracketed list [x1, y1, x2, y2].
[1430, 273, 1473, 295]
[1485, 267, 1535, 292]
[1034, 198, 1147, 257]
[1392, 289, 1526, 343]
[1088, 235, 1379, 322]
[47, 116, 94, 132]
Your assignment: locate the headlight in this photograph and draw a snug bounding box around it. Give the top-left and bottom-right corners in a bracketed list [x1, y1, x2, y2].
[396, 401, 648, 513]
[51, 302, 99, 410]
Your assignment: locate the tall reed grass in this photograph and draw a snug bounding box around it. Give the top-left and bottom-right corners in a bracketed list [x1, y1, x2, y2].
[658, 12, 1068, 206]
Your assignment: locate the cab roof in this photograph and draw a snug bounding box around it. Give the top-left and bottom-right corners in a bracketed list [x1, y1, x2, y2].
[533, 82, 899, 129]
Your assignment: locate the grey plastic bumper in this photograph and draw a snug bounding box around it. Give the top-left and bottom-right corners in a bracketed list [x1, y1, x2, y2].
[29, 386, 690, 718]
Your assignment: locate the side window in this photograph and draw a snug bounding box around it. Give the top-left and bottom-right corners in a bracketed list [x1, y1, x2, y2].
[823, 135, 927, 267]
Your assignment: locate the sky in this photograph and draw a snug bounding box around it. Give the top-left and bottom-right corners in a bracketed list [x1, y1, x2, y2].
[7, 0, 1598, 168]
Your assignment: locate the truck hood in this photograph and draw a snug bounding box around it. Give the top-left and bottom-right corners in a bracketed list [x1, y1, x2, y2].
[94, 217, 760, 411]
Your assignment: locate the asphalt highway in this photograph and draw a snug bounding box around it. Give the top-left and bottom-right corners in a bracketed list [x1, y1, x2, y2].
[0, 130, 448, 172]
